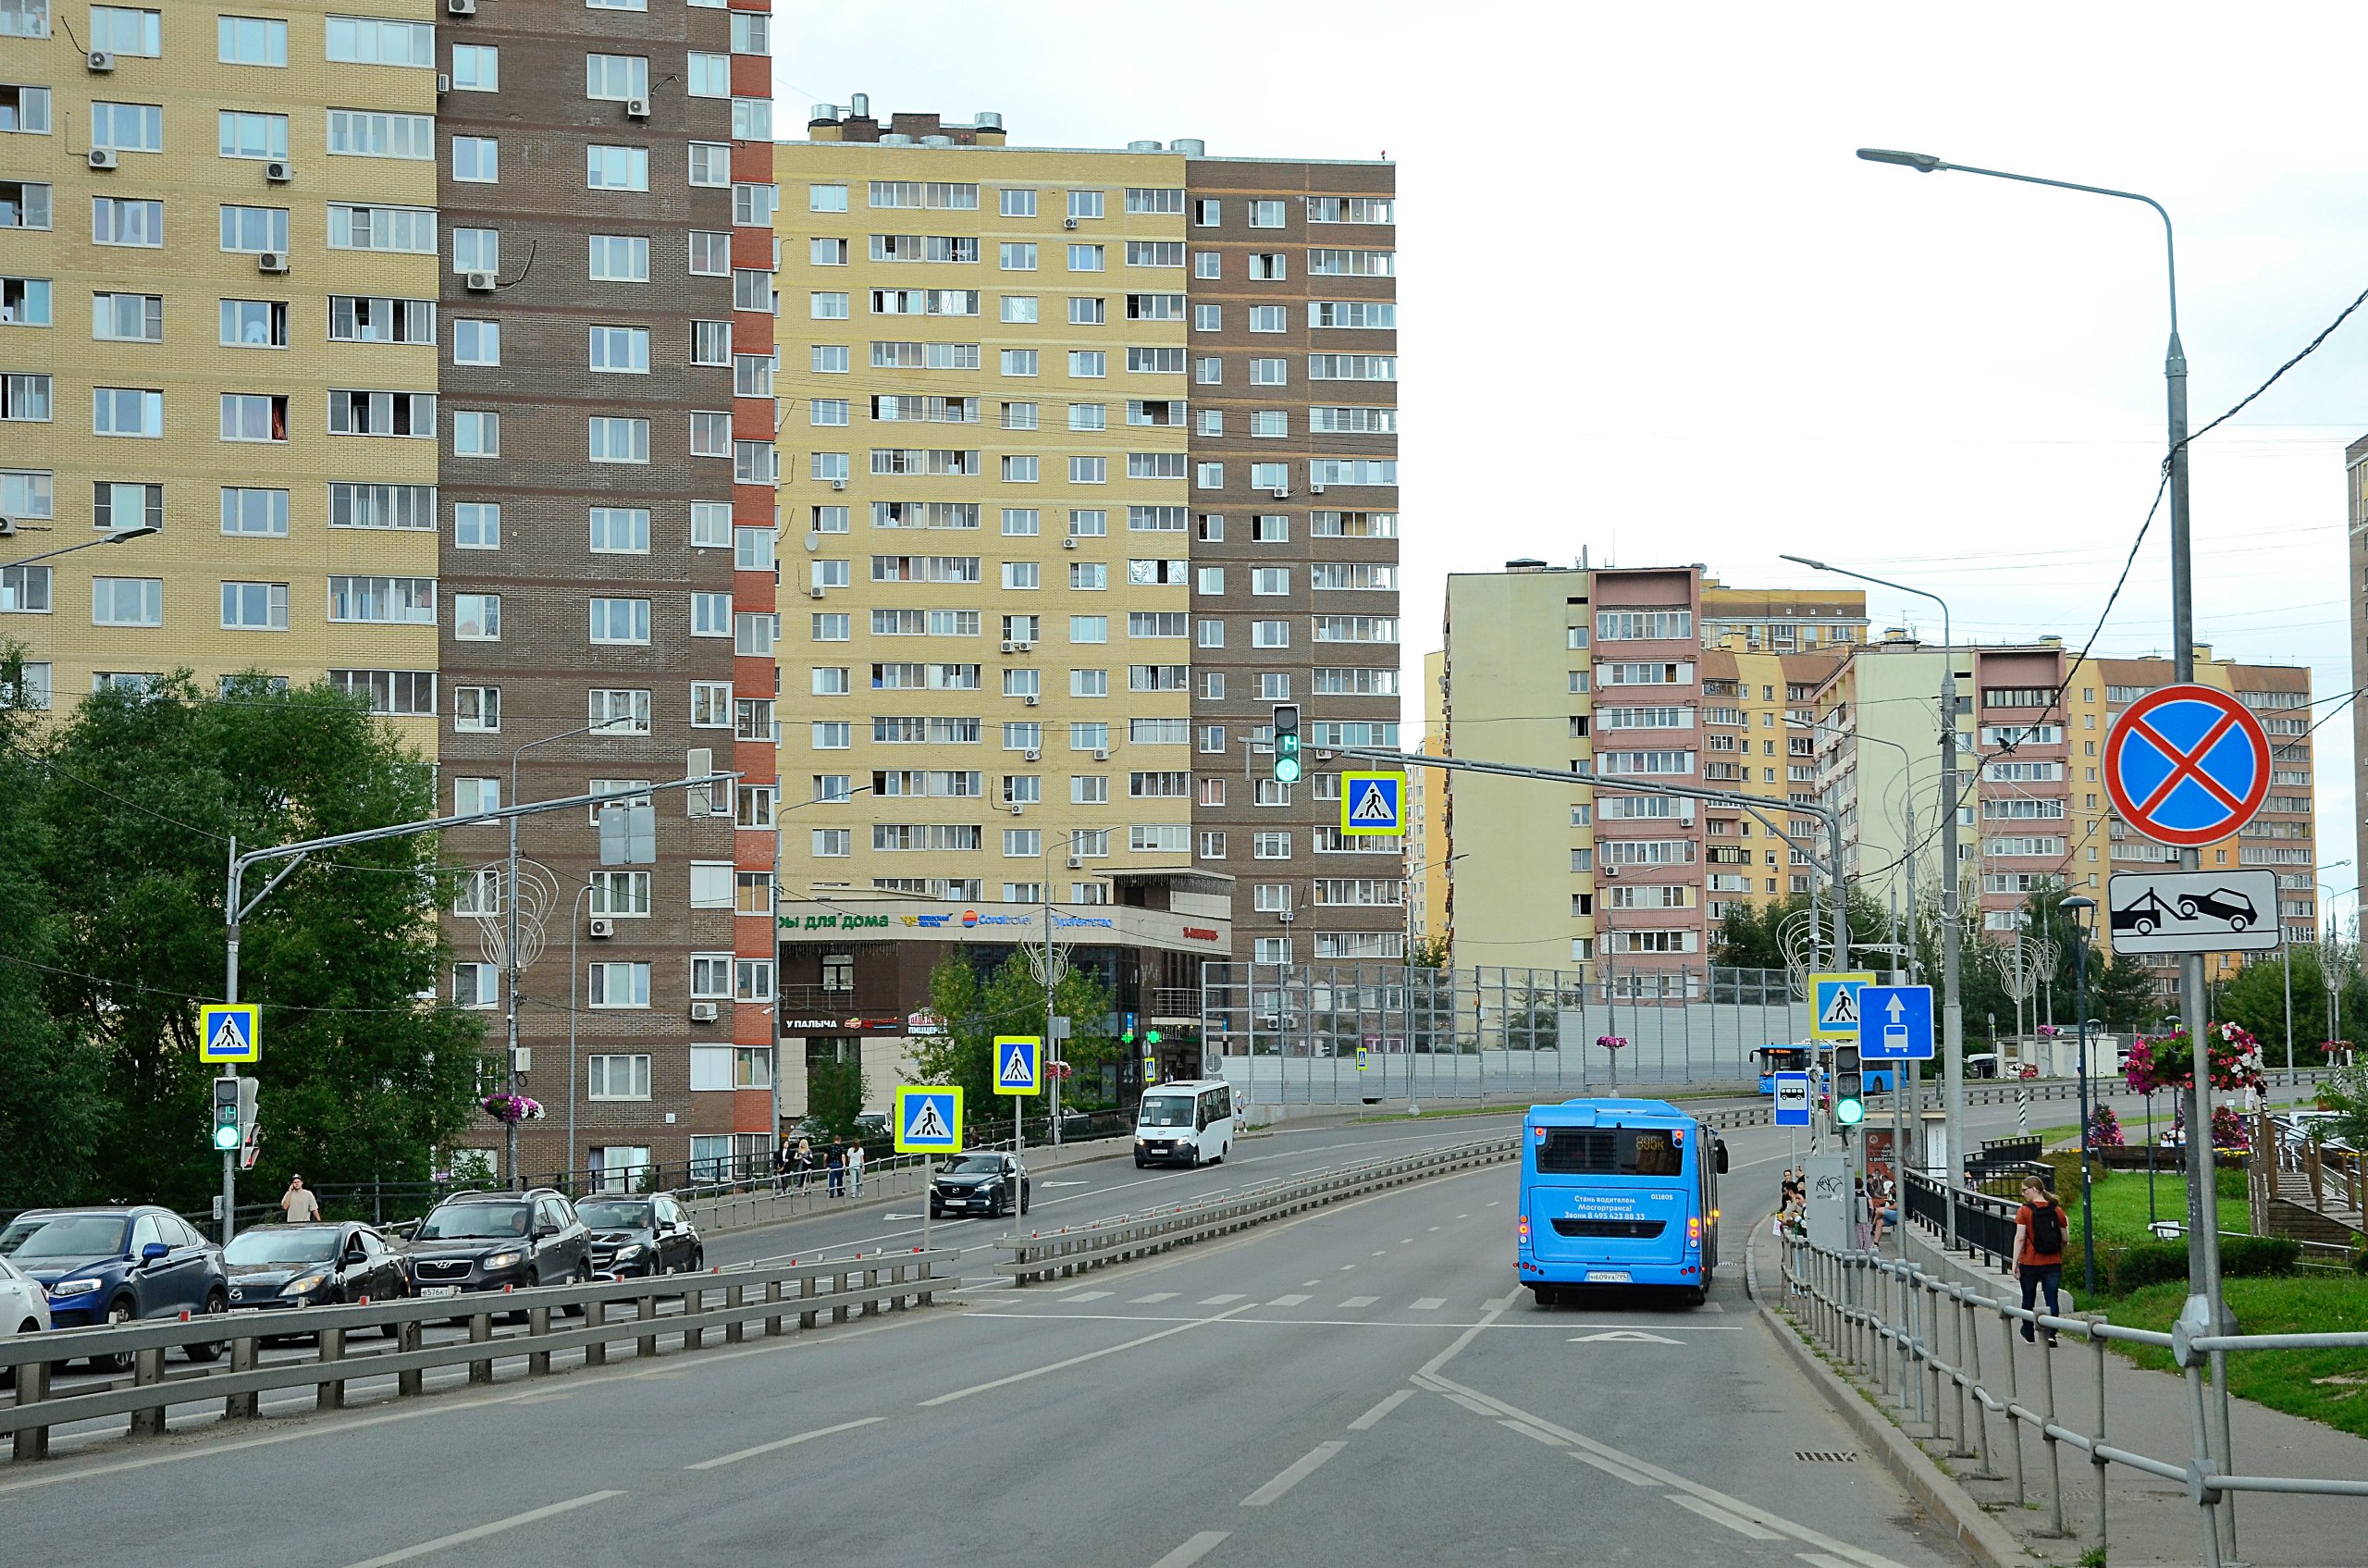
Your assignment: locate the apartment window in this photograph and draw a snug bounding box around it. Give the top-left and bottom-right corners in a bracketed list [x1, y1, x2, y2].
[589, 234, 649, 282]
[1000, 348, 1039, 377]
[451, 318, 499, 365]
[220, 581, 287, 631]
[325, 14, 433, 64]
[587, 144, 649, 191]
[450, 410, 498, 456]
[92, 482, 162, 533]
[691, 501, 733, 548]
[93, 291, 163, 342]
[589, 417, 649, 463]
[0, 564, 50, 614]
[1248, 253, 1287, 280]
[1069, 351, 1107, 378]
[451, 135, 498, 183]
[218, 298, 287, 348]
[810, 182, 848, 212]
[589, 597, 650, 645]
[326, 110, 432, 160]
[587, 689, 653, 736]
[452, 228, 499, 274]
[730, 98, 771, 141]
[327, 575, 435, 624]
[450, 43, 497, 89]
[1253, 833, 1292, 860]
[327, 389, 433, 438]
[586, 1054, 651, 1097]
[93, 197, 163, 248]
[0, 182, 49, 231]
[689, 231, 731, 277]
[588, 963, 651, 1009]
[1250, 305, 1288, 333]
[686, 52, 729, 96]
[217, 15, 287, 65]
[588, 325, 650, 374]
[999, 241, 1038, 273]
[453, 501, 499, 548]
[1070, 456, 1106, 484]
[1251, 358, 1288, 386]
[92, 387, 160, 437]
[90, 7, 161, 55]
[1252, 411, 1289, 438]
[1069, 295, 1105, 327]
[220, 487, 287, 537]
[92, 576, 162, 626]
[92, 101, 163, 153]
[453, 593, 500, 641]
[588, 506, 650, 554]
[453, 685, 499, 732]
[221, 393, 290, 443]
[1067, 244, 1104, 272]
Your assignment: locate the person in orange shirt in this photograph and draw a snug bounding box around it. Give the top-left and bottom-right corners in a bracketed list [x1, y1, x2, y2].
[2011, 1174, 2066, 1347]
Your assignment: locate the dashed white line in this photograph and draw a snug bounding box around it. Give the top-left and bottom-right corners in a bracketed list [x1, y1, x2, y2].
[1240, 1440, 1347, 1506]
[1347, 1389, 1413, 1430]
[685, 1416, 886, 1471]
[1570, 1450, 1659, 1487]
[1148, 1530, 1232, 1567]
[1500, 1418, 1568, 1448]
[920, 1303, 1257, 1406]
[339, 1491, 624, 1568]
[1667, 1494, 1784, 1540]
[1338, 1295, 1377, 1309]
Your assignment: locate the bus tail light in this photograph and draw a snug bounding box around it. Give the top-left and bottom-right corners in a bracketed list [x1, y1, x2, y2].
[1517, 1212, 1530, 1244]
[1686, 1216, 1701, 1247]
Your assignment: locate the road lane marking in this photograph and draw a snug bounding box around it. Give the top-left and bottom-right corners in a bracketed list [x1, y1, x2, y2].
[1149, 1530, 1231, 1567]
[1338, 1295, 1377, 1308]
[1499, 1418, 1568, 1448]
[1410, 1297, 1445, 1311]
[1240, 1440, 1346, 1506]
[1571, 1451, 1658, 1487]
[1266, 1293, 1312, 1306]
[1197, 1293, 1245, 1305]
[1129, 1291, 1178, 1303]
[684, 1415, 886, 1471]
[1346, 1389, 1412, 1430]
[1063, 1290, 1113, 1303]
[1440, 1390, 1501, 1419]
[1667, 1494, 1784, 1540]
[1371, 1250, 1387, 1256]
[1798, 1556, 1862, 1568]
[920, 1303, 1256, 1406]
[1426, 1226, 1439, 1231]
[339, 1490, 624, 1568]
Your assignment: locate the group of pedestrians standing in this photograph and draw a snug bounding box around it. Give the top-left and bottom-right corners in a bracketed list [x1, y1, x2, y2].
[773, 1135, 865, 1197]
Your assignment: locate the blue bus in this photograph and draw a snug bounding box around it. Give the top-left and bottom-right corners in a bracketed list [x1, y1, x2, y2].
[1516, 1098, 1726, 1307]
[1753, 1044, 1899, 1095]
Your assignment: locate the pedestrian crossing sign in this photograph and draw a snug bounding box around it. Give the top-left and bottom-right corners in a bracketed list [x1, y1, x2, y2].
[1810, 971, 1874, 1043]
[894, 1086, 962, 1153]
[993, 1035, 1042, 1096]
[198, 1004, 260, 1063]
[1340, 772, 1406, 836]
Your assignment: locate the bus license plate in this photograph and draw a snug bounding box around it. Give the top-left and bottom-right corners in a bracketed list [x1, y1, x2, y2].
[1585, 1270, 1631, 1284]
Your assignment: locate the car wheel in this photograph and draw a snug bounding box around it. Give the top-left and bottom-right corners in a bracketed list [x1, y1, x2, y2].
[94, 1298, 137, 1373]
[182, 1290, 228, 1362]
[561, 1262, 590, 1318]
[1683, 1286, 1708, 1308]
[1133, 1157, 1146, 1168]
[1530, 1286, 1560, 1308]
[689, 1250, 704, 1273]
[1019, 1191, 1030, 1216]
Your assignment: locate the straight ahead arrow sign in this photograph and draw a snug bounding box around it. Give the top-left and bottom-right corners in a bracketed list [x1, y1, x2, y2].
[1885, 994, 1905, 1022]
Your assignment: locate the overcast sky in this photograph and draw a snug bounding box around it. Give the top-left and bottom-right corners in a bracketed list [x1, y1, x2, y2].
[779, 2, 2368, 905]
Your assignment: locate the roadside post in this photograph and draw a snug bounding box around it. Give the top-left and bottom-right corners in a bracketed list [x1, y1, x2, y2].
[199, 1003, 260, 1243]
[994, 1035, 1042, 1169]
[1859, 983, 1935, 1260]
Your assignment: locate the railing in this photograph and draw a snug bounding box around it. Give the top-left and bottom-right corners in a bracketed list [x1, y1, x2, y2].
[1777, 1233, 2368, 1566]
[999, 1134, 1521, 1284]
[0, 1250, 950, 1463]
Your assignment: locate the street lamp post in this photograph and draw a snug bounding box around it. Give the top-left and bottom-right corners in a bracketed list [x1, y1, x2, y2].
[1782, 554, 1964, 1240]
[1853, 145, 2238, 1560]
[0, 524, 161, 571]
[2064, 895, 2100, 1296]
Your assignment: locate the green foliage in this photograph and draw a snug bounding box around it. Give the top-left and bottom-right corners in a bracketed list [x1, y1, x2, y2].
[11, 669, 491, 1212]
[2103, 1235, 2298, 1294]
[1407, 934, 1449, 970]
[919, 950, 1116, 1123]
[806, 1055, 868, 1138]
[1711, 886, 1893, 973]
[2311, 1062, 2368, 1151]
[2108, 1276, 2368, 1438]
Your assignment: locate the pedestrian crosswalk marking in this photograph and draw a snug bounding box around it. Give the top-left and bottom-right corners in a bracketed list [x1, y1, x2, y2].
[1199, 1293, 1246, 1305]
[1338, 1295, 1377, 1308]
[1410, 1297, 1446, 1311]
[1130, 1292, 1178, 1303]
[1267, 1293, 1312, 1306]
[1065, 1290, 1111, 1303]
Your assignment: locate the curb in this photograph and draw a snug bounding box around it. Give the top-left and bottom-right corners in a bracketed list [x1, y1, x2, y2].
[1745, 1221, 2031, 1568]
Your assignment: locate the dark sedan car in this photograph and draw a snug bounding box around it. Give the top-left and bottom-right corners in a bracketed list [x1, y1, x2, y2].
[224, 1223, 408, 1325]
[404, 1190, 590, 1301]
[930, 1153, 1030, 1219]
[577, 1193, 703, 1278]
[0, 1206, 228, 1369]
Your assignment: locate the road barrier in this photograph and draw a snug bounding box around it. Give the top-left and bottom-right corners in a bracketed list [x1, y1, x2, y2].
[1776, 1233, 2368, 1568]
[0, 1250, 949, 1463]
[999, 1135, 1523, 1284]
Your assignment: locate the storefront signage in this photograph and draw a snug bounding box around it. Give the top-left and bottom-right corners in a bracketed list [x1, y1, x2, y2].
[780, 911, 893, 932]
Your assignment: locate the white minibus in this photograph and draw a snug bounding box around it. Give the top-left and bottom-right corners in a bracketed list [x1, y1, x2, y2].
[1133, 1079, 1235, 1167]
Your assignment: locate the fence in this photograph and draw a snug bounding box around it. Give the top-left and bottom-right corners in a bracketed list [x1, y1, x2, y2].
[1775, 1231, 2368, 1567]
[0, 1249, 948, 1462]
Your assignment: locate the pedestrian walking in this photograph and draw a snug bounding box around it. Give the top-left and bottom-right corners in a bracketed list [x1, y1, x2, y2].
[279, 1175, 322, 1223]
[846, 1141, 865, 1195]
[794, 1137, 814, 1191]
[772, 1138, 790, 1192]
[826, 1138, 846, 1198]
[2012, 1174, 2066, 1346]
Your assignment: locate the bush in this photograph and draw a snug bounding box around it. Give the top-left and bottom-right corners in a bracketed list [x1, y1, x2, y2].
[2040, 1151, 2105, 1198]
[2103, 1235, 2300, 1294]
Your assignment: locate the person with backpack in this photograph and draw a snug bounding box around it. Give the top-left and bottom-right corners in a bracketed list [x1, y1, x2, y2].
[2012, 1174, 2066, 1346]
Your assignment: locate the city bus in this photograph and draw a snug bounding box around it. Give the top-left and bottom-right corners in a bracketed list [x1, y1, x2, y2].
[1516, 1098, 1726, 1307]
[1752, 1045, 1812, 1093]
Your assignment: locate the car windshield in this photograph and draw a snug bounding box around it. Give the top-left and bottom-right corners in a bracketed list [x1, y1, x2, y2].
[1138, 1095, 1193, 1128]
[225, 1228, 342, 1266]
[417, 1204, 531, 1240]
[576, 1202, 653, 1229]
[949, 1156, 1005, 1175]
[0, 1215, 130, 1259]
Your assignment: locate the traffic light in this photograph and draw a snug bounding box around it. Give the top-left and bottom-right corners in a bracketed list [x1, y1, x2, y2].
[1144, 1028, 1161, 1045]
[213, 1076, 240, 1152]
[1121, 1011, 1137, 1046]
[1832, 1045, 1865, 1128]
[1272, 704, 1301, 784]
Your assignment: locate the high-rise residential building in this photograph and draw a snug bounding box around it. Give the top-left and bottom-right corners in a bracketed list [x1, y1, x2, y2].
[1812, 636, 2315, 1002]
[768, 107, 1398, 1091]
[1432, 561, 1861, 977]
[0, 0, 779, 1188]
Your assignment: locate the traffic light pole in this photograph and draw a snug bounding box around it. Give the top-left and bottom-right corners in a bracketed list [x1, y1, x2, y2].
[218, 772, 734, 1244]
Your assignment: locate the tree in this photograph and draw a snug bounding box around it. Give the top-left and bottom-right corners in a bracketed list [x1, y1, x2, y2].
[1408, 934, 1449, 970]
[1711, 886, 1893, 974]
[0, 646, 113, 1204]
[805, 1052, 868, 1138]
[919, 949, 1117, 1124]
[26, 672, 491, 1212]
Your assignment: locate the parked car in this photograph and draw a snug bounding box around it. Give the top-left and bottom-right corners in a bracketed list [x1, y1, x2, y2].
[0, 1254, 51, 1387]
[0, 1206, 228, 1369]
[1964, 1053, 2001, 1080]
[576, 1193, 703, 1278]
[224, 1223, 409, 1325]
[930, 1153, 1030, 1219]
[2275, 1110, 2356, 1155]
[404, 1190, 590, 1301]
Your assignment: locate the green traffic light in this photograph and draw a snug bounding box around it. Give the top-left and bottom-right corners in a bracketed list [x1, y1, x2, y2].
[1275, 754, 1301, 784]
[1835, 1098, 1865, 1127]
[213, 1117, 240, 1151]
[1145, 1028, 1161, 1044]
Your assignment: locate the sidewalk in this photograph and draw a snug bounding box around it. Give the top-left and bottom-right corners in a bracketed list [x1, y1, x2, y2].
[1891, 1221, 2368, 1567]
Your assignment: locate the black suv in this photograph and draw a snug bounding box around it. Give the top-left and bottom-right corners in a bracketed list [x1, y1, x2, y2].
[575, 1192, 703, 1279]
[405, 1190, 590, 1299]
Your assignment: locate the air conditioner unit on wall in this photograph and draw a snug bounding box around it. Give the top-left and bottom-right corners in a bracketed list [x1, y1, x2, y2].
[1063, 217, 1079, 230]
[1023, 695, 1038, 707]
[447, 0, 476, 15]
[1066, 857, 1083, 870]
[465, 271, 497, 293]
[86, 50, 115, 72]
[690, 1001, 720, 1022]
[625, 97, 651, 119]
[588, 918, 615, 938]
[1093, 747, 1109, 761]
[265, 160, 294, 183]
[256, 252, 290, 275]
[87, 148, 117, 171]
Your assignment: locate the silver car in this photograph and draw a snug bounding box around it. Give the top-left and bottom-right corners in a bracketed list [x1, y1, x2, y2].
[0, 1253, 52, 1385]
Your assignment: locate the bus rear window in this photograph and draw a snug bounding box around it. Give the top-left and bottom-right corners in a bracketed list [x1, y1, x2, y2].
[1535, 1128, 1684, 1177]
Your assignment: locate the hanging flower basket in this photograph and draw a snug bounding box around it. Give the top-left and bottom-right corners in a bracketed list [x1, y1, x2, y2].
[2123, 1022, 2266, 1097]
[481, 1093, 543, 1125]
[2036, 1024, 2062, 1038]
[2087, 1104, 2126, 1149]
[1595, 1035, 1628, 1051]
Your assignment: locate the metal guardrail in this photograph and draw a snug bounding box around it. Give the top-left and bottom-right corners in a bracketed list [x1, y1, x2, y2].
[0, 1250, 949, 1463]
[1777, 1234, 2368, 1568]
[998, 1135, 1522, 1284]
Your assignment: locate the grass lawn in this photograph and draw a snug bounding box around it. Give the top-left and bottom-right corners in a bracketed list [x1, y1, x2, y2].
[2066, 1166, 2252, 1250]
[2104, 1276, 2368, 1438]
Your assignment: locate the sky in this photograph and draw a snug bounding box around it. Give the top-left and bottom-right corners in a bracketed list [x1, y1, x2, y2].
[776, 1, 2368, 900]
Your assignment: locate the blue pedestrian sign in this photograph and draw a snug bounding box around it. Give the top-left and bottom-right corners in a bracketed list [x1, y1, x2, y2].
[1771, 1072, 1813, 1127]
[1857, 984, 1934, 1060]
[1340, 772, 1405, 836]
[893, 1086, 962, 1153]
[2103, 685, 2270, 850]
[199, 1004, 260, 1063]
[993, 1035, 1042, 1097]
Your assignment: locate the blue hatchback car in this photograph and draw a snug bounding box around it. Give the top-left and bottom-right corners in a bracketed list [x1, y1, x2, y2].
[0, 1206, 230, 1368]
